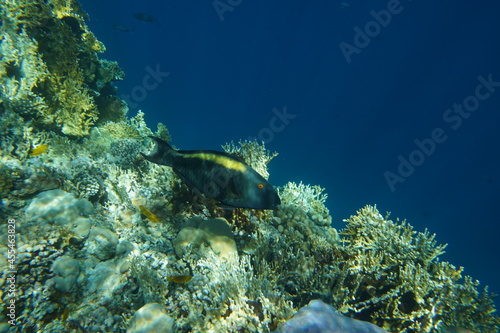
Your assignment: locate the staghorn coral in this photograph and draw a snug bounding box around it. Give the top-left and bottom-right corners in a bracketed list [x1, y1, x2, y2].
[334, 205, 499, 333]
[158, 250, 293, 332]
[246, 204, 500, 333]
[101, 122, 143, 141]
[278, 181, 329, 218]
[273, 181, 337, 247]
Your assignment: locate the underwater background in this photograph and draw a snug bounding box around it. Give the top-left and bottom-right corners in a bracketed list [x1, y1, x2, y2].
[1, 0, 500, 332]
[81, 0, 500, 305]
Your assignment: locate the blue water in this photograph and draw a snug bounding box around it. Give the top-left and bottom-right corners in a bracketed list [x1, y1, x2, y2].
[81, 0, 500, 305]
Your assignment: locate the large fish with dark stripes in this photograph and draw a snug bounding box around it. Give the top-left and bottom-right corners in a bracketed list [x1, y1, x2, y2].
[142, 137, 281, 209]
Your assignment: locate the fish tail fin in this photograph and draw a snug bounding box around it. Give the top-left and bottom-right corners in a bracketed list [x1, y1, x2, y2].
[141, 136, 177, 166]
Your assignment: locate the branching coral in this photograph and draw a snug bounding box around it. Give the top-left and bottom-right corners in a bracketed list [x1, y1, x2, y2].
[166, 251, 292, 332]
[0, 0, 126, 137]
[278, 181, 328, 215]
[335, 205, 499, 333]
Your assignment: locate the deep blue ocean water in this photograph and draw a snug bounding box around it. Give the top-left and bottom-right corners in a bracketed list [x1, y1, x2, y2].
[80, 0, 500, 306]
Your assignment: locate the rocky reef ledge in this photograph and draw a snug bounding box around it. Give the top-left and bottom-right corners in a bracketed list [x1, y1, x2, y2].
[0, 0, 499, 332]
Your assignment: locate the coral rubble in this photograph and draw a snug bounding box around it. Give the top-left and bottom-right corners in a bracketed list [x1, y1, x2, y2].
[0, 1, 499, 333]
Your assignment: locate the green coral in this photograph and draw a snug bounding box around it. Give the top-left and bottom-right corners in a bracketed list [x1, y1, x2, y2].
[0, 0, 126, 137]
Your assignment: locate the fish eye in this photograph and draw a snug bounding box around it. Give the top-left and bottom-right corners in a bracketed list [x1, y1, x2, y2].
[258, 183, 265, 189]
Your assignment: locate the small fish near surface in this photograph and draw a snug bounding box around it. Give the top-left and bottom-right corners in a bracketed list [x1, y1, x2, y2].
[112, 24, 133, 32]
[141, 137, 281, 210]
[133, 12, 158, 23]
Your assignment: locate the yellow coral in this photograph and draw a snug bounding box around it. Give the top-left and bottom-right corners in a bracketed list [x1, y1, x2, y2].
[0, 0, 124, 137]
[102, 122, 142, 140]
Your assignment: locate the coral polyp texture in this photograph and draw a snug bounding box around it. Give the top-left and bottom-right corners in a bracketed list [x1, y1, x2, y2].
[0, 1, 499, 333]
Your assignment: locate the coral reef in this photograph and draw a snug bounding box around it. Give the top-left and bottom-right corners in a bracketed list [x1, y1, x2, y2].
[334, 205, 495, 332]
[0, 0, 127, 138]
[0, 1, 499, 333]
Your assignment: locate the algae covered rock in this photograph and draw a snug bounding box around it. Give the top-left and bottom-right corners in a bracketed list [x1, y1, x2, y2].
[25, 189, 93, 238]
[127, 303, 175, 333]
[51, 255, 81, 293]
[174, 216, 237, 258]
[86, 227, 119, 261]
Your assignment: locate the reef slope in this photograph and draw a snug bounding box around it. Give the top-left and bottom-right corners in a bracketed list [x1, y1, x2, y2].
[0, 1, 499, 332]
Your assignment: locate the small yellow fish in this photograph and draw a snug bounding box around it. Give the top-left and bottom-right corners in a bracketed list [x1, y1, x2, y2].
[167, 275, 193, 284]
[138, 205, 160, 222]
[29, 144, 48, 157]
[61, 307, 70, 323]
